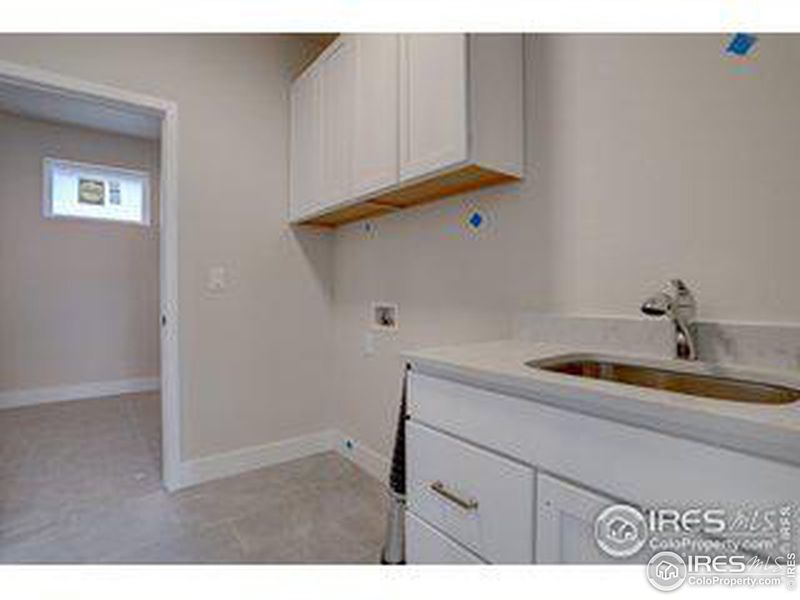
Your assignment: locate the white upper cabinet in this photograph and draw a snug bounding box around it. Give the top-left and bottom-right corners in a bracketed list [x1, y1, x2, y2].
[319, 35, 355, 208]
[352, 34, 399, 198]
[289, 34, 524, 226]
[399, 34, 468, 182]
[289, 65, 321, 221]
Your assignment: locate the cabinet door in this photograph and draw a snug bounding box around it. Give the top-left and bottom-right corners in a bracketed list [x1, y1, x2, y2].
[399, 34, 468, 182]
[289, 65, 321, 221]
[352, 34, 399, 198]
[537, 473, 645, 564]
[319, 35, 355, 208]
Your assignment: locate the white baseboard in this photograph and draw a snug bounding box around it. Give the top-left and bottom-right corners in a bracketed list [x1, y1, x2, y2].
[0, 377, 161, 410]
[334, 432, 391, 484]
[172, 429, 390, 491]
[176, 429, 340, 489]
[2, 380, 393, 494]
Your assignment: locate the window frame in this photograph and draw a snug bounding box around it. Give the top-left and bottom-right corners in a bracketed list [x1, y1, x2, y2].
[42, 157, 152, 227]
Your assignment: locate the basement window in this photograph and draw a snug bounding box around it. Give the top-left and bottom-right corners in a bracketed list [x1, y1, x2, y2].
[43, 158, 151, 226]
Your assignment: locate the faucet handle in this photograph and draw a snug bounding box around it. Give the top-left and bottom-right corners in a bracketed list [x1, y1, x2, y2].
[668, 279, 696, 318]
[669, 279, 690, 293]
[642, 279, 698, 360]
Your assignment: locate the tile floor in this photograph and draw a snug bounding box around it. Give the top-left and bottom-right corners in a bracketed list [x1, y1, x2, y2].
[0, 392, 388, 563]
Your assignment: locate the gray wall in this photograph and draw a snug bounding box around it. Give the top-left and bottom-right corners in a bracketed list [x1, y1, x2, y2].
[332, 34, 800, 457]
[4, 34, 799, 468]
[0, 35, 336, 460]
[0, 111, 160, 391]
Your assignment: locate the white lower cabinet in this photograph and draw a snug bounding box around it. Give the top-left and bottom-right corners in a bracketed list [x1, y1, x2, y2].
[406, 420, 534, 564]
[406, 512, 485, 564]
[405, 370, 800, 565]
[536, 473, 636, 564]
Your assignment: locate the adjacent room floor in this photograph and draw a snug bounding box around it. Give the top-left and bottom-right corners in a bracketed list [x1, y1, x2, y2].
[0, 393, 387, 563]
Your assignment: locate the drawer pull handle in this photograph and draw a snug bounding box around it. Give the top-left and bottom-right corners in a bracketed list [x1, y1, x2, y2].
[430, 481, 479, 511]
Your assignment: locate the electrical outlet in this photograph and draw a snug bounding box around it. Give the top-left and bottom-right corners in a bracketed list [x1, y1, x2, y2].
[363, 330, 376, 356]
[206, 266, 226, 293]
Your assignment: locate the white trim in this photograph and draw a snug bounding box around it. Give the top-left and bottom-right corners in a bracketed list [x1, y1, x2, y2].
[0, 59, 182, 492]
[170, 429, 390, 491]
[175, 430, 340, 490]
[334, 432, 392, 483]
[0, 378, 160, 410]
[0, 59, 173, 115]
[159, 105, 181, 491]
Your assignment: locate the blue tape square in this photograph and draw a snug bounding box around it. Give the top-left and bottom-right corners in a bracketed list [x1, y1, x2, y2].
[468, 211, 484, 229]
[727, 33, 757, 56]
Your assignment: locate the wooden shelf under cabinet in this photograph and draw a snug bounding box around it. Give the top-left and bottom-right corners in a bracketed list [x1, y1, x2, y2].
[298, 165, 520, 228]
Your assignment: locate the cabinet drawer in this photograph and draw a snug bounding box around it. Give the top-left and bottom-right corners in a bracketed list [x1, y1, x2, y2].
[406, 420, 534, 563]
[408, 371, 800, 504]
[406, 512, 484, 564]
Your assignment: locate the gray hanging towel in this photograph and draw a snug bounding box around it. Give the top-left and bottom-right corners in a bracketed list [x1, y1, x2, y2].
[381, 366, 408, 564]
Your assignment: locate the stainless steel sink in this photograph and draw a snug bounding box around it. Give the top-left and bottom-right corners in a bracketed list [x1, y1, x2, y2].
[527, 355, 800, 405]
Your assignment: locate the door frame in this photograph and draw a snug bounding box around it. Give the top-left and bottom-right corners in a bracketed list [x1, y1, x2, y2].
[0, 59, 183, 491]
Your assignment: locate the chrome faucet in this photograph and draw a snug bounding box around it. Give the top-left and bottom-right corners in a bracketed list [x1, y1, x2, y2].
[641, 279, 697, 360]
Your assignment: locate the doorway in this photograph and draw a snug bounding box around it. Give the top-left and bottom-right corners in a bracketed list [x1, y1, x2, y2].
[0, 59, 181, 491]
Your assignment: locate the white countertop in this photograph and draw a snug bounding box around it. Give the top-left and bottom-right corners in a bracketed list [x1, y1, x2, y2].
[403, 339, 800, 467]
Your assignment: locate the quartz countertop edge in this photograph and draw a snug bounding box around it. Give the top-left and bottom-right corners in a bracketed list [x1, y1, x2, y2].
[402, 339, 800, 468]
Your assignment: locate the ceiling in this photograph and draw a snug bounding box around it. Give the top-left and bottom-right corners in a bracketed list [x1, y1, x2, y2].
[0, 35, 339, 138]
